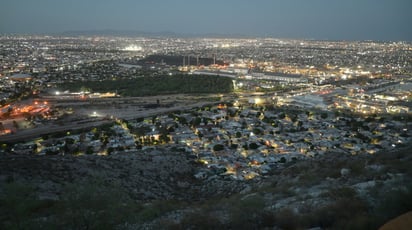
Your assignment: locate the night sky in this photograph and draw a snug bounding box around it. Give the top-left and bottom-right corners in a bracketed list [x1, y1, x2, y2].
[1, 0, 411, 41]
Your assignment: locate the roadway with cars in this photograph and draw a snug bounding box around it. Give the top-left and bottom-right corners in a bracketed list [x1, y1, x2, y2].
[0, 97, 218, 143]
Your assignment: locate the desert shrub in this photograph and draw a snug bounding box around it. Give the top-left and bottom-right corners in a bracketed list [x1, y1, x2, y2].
[372, 183, 412, 225]
[349, 161, 366, 175]
[273, 208, 299, 230]
[138, 200, 183, 222]
[279, 157, 287, 163]
[325, 186, 357, 200]
[248, 142, 259, 150]
[53, 179, 140, 230]
[0, 182, 54, 229]
[213, 144, 225, 152]
[227, 194, 267, 229]
[179, 212, 222, 230]
[298, 172, 322, 186]
[305, 197, 369, 229]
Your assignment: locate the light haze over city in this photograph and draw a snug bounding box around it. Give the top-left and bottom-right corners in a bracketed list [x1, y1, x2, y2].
[1, 0, 411, 41]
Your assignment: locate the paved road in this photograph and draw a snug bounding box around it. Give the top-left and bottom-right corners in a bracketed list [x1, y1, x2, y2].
[0, 101, 217, 143]
[0, 120, 111, 143]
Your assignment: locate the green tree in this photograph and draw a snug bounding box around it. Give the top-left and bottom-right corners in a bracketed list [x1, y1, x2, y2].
[178, 116, 187, 125]
[54, 179, 139, 230]
[107, 147, 114, 155]
[86, 146, 94, 155]
[0, 183, 49, 229]
[279, 157, 286, 163]
[249, 142, 259, 150]
[192, 117, 202, 127]
[213, 144, 225, 152]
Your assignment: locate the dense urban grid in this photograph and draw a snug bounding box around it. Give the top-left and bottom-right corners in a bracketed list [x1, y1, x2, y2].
[1, 35, 412, 229]
[1, 36, 411, 154]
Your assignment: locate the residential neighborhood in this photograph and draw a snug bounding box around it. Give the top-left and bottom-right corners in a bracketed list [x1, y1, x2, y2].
[6, 98, 411, 182]
[1, 1, 412, 228]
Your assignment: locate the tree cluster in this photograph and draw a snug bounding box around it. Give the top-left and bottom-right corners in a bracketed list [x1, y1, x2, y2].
[59, 74, 233, 96]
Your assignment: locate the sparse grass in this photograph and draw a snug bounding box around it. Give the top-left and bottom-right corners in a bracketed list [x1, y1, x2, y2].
[325, 186, 357, 200]
[138, 200, 185, 222]
[0, 182, 55, 230]
[372, 182, 412, 224]
[1, 142, 411, 229]
[178, 212, 223, 230]
[52, 180, 141, 230]
[0, 179, 184, 229]
[270, 196, 371, 229]
[258, 181, 297, 198]
[227, 193, 266, 228]
[273, 208, 299, 230]
[297, 171, 323, 186]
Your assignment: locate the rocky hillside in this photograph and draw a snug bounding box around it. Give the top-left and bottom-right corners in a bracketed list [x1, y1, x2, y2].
[0, 149, 251, 201]
[1, 145, 411, 229]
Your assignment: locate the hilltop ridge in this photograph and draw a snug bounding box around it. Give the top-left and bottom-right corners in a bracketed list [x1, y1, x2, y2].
[1, 144, 411, 229]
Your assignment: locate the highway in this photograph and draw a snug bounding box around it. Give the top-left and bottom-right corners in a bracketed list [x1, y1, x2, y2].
[0, 100, 218, 143]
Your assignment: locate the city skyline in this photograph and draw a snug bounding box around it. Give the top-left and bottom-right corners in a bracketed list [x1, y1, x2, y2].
[1, 0, 412, 41]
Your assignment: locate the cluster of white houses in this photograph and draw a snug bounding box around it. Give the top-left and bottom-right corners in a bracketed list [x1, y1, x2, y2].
[24, 103, 408, 180]
[8, 97, 411, 180]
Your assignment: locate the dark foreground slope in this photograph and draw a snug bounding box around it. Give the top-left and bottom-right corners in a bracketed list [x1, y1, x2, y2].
[1, 146, 411, 229]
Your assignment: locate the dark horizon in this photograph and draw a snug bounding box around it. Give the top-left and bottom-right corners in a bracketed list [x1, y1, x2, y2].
[1, 0, 412, 42]
[2, 29, 411, 43]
